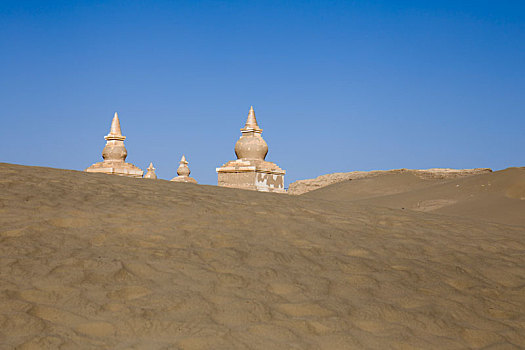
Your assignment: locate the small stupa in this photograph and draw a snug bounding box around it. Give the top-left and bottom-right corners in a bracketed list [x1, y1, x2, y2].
[216, 106, 286, 192]
[143, 162, 157, 179]
[85, 112, 144, 178]
[171, 155, 197, 183]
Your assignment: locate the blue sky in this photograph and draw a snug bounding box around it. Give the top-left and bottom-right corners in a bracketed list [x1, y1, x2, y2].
[1, 1, 524, 185]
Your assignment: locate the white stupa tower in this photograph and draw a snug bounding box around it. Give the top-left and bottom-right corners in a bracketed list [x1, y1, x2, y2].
[216, 106, 285, 192]
[143, 162, 157, 179]
[85, 112, 144, 178]
[171, 155, 197, 183]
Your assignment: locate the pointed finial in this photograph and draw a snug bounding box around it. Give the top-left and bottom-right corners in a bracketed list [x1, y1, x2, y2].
[245, 106, 258, 128]
[148, 162, 155, 170]
[110, 112, 122, 136]
[241, 106, 262, 134]
[105, 112, 126, 141]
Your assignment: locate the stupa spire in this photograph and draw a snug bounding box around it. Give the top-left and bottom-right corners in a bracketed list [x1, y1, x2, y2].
[242, 106, 262, 134]
[144, 162, 157, 179]
[105, 112, 125, 141]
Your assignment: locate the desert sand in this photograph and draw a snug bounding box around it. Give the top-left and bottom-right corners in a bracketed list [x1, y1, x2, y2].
[288, 168, 493, 195]
[301, 168, 525, 226]
[1, 162, 524, 349]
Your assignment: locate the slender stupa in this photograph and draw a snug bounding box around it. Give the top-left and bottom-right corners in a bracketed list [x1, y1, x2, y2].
[85, 112, 144, 178]
[171, 155, 197, 183]
[143, 162, 157, 179]
[216, 106, 286, 192]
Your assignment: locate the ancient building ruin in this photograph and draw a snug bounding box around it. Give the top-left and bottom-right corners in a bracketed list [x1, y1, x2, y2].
[85, 113, 144, 178]
[143, 162, 157, 179]
[171, 155, 197, 183]
[216, 106, 286, 193]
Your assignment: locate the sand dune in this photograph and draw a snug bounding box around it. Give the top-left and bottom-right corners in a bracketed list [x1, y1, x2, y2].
[288, 168, 492, 195]
[1, 162, 524, 349]
[303, 167, 525, 226]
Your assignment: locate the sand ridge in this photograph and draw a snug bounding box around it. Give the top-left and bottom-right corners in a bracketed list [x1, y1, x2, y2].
[288, 168, 492, 195]
[303, 167, 525, 226]
[0, 163, 524, 349]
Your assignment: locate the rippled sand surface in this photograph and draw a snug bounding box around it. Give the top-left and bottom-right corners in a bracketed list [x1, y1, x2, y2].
[1, 163, 524, 349]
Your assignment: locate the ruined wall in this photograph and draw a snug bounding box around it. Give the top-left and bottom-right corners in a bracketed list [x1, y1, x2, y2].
[255, 173, 285, 193]
[217, 172, 257, 191]
[218, 171, 285, 193]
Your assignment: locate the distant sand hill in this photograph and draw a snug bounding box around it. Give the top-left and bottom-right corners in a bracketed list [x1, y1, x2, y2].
[294, 168, 525, 226]
[1, 162, 524, 349]
[288, 168, 493, 195]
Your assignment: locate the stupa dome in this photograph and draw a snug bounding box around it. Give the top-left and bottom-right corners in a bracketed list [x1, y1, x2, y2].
[234, 106, 268, 160]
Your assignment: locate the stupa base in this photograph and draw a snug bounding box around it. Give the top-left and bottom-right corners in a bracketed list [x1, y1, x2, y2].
[85, 161, 144, 178]
[216, 159, 285, 193]
[171, 176, 197, 184]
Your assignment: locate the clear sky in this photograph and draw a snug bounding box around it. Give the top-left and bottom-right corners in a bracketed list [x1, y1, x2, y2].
[1, 1, 524, 186]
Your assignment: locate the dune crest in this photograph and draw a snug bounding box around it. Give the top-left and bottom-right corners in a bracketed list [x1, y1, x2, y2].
[302, 167, 525, 226]
[289, 168, 492, 195]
